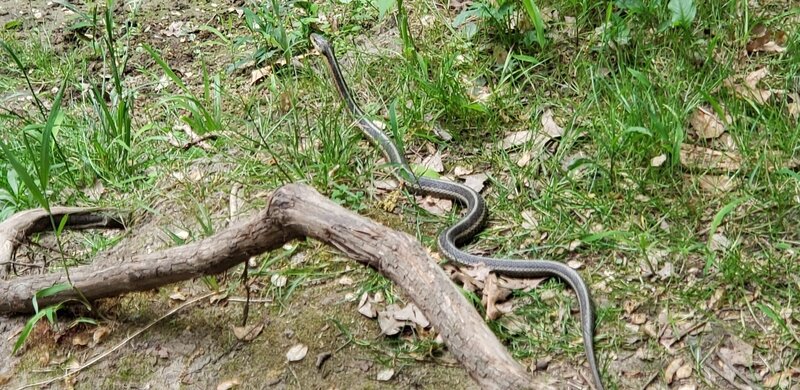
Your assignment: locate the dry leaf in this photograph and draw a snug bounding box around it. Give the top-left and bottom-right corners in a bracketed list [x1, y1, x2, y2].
[286, 344, 309, 362]
[72, 333, 90, 347]
[679, 143, 742, 171]
[498, 130, 550, 150]
[393, 304, 430, 328]
[482, 274, 513, 320]
[521, 210, 538, 230]
[789, 93, 799, 120]
[232, 323, 264, 341]
[665, 357, 684, 384]
[675, 363, 693, 380]
[463, 263, 492, 282]
[377, 304, 405, 335]
[498, 276, 544, 292]
[630, 313, 647, 325]
[421, 151, 444, 173]
[709, 233, 731, 252]
[357, 293, 378, 318]
[373, 179, 398, 192]
[541, 109, 565, 138]
[418, 195, 452, 215]
[516, 151, 533, 167]
[725, 68, 773, 105]
[567, 260, 583, 269]
[463, 173, 488, 192]
[84, 179, 105, 201]
[657, 262, 673, 279]
[169, 291, 186, 301]
[270, 274, 287, 287]
[697, 175, 737, 194]
[718, 336, 754, 367]
[454, 166, 473, 176]
[376, 368, 395, 381]
[746, 24, 788, 53]
[651, 154, 667, 167]
[216, 379, 241, 390]
[690, 105, 730, 139]
[337, 276, 354, 285]
[92, 326, 111, 344]
[250, 66, 272, 85]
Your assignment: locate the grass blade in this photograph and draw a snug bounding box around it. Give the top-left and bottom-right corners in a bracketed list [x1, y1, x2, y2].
[520, 0, 546, 48]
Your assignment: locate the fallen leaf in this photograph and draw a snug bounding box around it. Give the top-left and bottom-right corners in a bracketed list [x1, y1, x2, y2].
[92, 326, 111, 344]
[373, 179, 399, 191]
[393, 304, 430, 328]
[675, 363, 693, 380]
[665, 357, 684, 384]
[454, 166, 473, 176]
[789, 93, 799, 120]
[421, 151, 444, 173]
[357, 293, 378, 318]
[746, 24, 788, 53]
[498, 130, 550, 151]
[697, 175, 737, 194]
[540, 109, 565, 138]
[232, 323, 264, 341]
[690, 105, 730, 139]
[216, 379, 241, 390]
[482, 274, 513, 320]
[657, 262, 673, 279]
[567, 260, 583, 269]
[724, 67, 774, 105]
[72, 333, 90, 347]
[651, 154, 667, 167]
[84, 179, 105, 201]
[706, 287, 725, 310]
[337, 276, 354, 285]
[718, 336, 754, 367]
[463, 173, 488, 192]
[377, 305, 405, 335]
[169, 291, 186, 301]
[376, 368, 395, 381]
[417, 195, 453, 215]
[270, 274, 287, 287]
[521, 210, 538, 230]
[516, 151, 533, 167]
[286, 344, 308, 362]
[630, 313, 647, 325]
[679, 143, 742, 171]
[250, 66, 272, 85]
[709, 233, 731, 252]
[463, 263, 492, 282]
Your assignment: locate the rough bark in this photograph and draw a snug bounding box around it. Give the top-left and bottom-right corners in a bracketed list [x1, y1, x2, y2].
[0, 183, 552, 389]
[0, 207, 125, 276]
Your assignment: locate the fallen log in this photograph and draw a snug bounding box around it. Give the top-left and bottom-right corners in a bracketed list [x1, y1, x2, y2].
[0, 183, 554, 389]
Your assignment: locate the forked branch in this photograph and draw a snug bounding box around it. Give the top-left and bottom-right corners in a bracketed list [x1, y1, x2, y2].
[0, 184, 553, 389]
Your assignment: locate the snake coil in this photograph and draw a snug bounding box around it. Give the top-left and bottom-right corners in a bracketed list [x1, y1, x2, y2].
[310, 33, 603, 390]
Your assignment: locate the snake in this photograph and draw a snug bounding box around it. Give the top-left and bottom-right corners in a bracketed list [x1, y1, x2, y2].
[310, 33, 603, 390]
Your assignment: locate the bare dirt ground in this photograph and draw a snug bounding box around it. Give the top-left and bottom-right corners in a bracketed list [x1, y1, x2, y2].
[0, 2, 476, 388]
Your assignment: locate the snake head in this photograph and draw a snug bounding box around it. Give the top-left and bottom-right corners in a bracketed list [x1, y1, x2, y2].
[309, 33, 331, 54]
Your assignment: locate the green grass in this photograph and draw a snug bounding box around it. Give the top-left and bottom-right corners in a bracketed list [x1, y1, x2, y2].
[2, 0, 800, 388]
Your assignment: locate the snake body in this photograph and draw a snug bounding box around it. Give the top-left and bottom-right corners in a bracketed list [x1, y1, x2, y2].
[310, 33, 603, 390]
